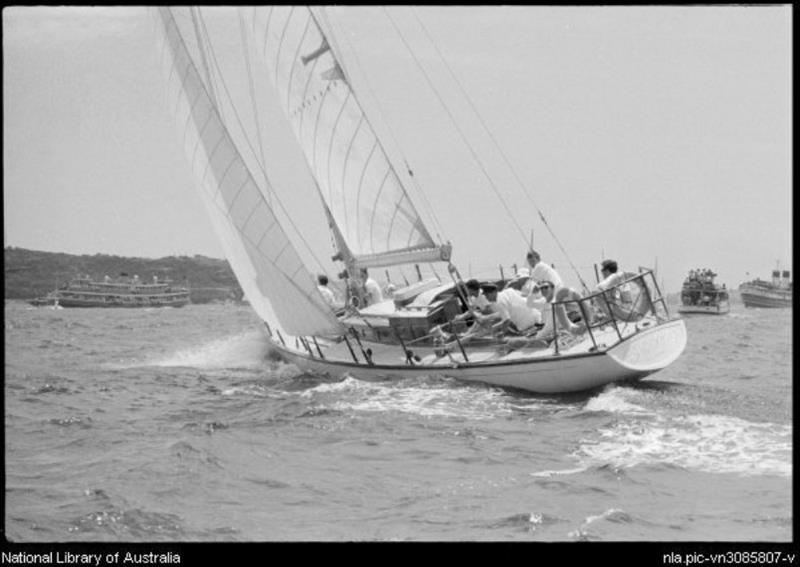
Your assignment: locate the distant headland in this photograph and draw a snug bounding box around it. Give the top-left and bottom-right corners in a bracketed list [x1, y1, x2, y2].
[4, 247, 243, 304]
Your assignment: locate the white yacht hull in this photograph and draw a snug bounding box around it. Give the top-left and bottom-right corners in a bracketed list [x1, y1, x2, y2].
[266, 318, 687, 394]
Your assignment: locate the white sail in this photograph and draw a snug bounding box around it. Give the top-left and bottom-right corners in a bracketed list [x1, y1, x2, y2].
[250, 6, 449, 268]
[155, 7, 342, 337]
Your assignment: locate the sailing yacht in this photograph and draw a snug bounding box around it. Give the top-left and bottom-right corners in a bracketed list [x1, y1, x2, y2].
[154, 7, 686, 393]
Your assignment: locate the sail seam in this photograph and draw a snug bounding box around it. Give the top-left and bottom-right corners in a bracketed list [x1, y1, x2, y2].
[261, 7, 275, 55]
[172, 54, 192, 121]
[198, 129, 227, 191]
[355, 138, 379, 248]
[311, 83, 332, 187]
[369, 169, 392, 254]
[240, 188, 260, 230]
[386, 196, 401, 252]
[189, 112, 216, 188]
[295, 50, 321, 140]
[286, 15, 312, 116]
[180, 83, 203, 159]
[326, 88, 352, 220]
[340, 115, 365, 233]
[255, 219, 278, 249]
[273, 7, 295, 89]
[273, 241, 290, 264]
[217, 156, 240, 205]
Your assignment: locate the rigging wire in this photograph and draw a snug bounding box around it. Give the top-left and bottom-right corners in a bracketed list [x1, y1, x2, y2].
[407, 7, 591, 291]
[314, 7, 448, 246]
[381, 7, 530, 247]
[194, 7, 331, 274]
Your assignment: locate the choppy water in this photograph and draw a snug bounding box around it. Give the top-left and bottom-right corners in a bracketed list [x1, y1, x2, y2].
[4, 299, 792, 544]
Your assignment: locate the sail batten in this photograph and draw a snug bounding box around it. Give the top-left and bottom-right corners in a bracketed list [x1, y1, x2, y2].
[252, 6, 445, 266]
[156, 7, 342, 337]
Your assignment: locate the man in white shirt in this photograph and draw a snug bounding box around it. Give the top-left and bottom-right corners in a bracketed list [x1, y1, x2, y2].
[464, 279, 490, 313]
[595, 259, 620, 291]
[479, 283, 542, 334]
[360, 268, 384, 306]
[536, 280, 584, 340]
[526, 250, 563, 290]
[317, 274, 336, 307]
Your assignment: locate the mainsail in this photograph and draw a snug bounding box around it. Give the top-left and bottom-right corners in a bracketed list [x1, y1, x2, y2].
[155, 7, 342, 337]
[250, 7, 450, 269]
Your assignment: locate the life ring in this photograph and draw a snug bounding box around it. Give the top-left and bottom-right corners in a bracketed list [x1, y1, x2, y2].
[599, 272, 651, 322]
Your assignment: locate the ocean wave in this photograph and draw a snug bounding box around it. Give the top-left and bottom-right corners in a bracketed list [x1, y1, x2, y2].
[580, 386, 652, 415]
[68, 507, 185, 540]
[293, 375, 527, 420]
[484, 511, 563, 533]
[576, 413, 792, 477]
[127, 330, 271, 370]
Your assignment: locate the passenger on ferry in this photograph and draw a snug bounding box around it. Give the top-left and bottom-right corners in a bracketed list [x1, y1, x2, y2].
[360, 268, 384, 306]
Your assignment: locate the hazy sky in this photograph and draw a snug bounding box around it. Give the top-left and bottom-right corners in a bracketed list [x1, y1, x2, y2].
[3, 6, 792, 292]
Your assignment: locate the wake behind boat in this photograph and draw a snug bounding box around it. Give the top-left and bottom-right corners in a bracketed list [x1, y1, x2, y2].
[154, 7, 686, 394]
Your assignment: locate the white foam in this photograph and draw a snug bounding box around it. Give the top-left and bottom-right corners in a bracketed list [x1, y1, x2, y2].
[584, 508, 628, 526]
[577, 413, 792, 477]
[582, 386, 650, 415]
[530, 466, 590, 478]
[145, 330, 271, 369]
[301, 376, 516, 420]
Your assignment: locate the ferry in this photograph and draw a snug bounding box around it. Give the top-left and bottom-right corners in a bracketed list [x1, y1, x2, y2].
[739, 266, 792, 308]
[29, 275, 190, 308]
[677, 269, 730, 315]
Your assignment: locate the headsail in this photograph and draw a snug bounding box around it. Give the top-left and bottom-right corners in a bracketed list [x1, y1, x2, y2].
[155, 7, 342, 337]
[250, 7, 449, 269]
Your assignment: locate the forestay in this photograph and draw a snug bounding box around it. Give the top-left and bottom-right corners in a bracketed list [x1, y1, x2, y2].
[250, 6, 448, 268]
[156, 7, 342, 337]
